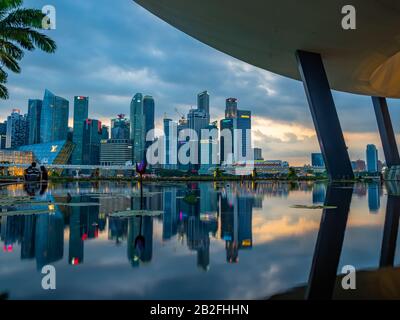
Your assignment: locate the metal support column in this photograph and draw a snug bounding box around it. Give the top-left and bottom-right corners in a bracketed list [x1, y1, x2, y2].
[372, 97, 400, 167]
[296, 50, 354, 180]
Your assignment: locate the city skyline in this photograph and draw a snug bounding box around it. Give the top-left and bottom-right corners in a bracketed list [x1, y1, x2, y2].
[0, 0, 399, 166]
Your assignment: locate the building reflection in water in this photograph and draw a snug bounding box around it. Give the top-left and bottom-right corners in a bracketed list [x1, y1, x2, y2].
[367, 182, 381, 213]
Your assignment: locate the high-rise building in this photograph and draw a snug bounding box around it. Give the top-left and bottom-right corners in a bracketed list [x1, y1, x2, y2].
[6, 109, 28, 149]
[163, 118, 177, 169]
[225, 98, 238, 118]
[0, 121, 7, 149]
[130, 93, 145, 163]
[101, 125, 109, 140]
[143, 95, 155, 151]
[82, 119, 102, 165]
[234, 110, 252, 162]
[366, 144, 378, 173]
[177, 117, 189, 171]
[111, 115, 130, 140]
[27, 99, 42, 145]
[352, 159, 366, 172]
[220, 118, 234, 164]
[254, 148, 263, 161]
[40, 89, 69, 143]
[311, 153, 325, 167]
[71, 96, 89, 165]
[199, 122, 218, 174]
[197, 91, 210, 122]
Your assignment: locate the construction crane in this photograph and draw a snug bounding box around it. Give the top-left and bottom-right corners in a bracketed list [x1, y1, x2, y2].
[175, 108, 186, 121]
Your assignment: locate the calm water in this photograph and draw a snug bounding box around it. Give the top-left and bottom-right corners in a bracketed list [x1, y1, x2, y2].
[0, 180, 398, 300]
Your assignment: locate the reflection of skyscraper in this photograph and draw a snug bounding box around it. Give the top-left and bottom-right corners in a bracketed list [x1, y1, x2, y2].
[35, 211, 64, 270]
[21, 215, 36, 260]
[163, 188, 177, 240]
[312, 183, 326, 204]
[368, 183, 380, 213]
[220, 191, 253, 263]
[69, 205, 84, 265]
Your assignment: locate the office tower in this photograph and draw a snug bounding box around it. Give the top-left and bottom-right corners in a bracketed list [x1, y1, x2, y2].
[101, 125, 109, 140]
[225, 98, 238, 118]
[27, 99, 42, 145]
[366, 144, 378, 173]
[352, 159, 366, 172]
[40, 89, 69, 143]
[234, 110, 252, 162]
[311, 153, 325, 167]
[188, 108, 209, 138]
[0, 121, 7, 149]
[111, 115, 130, 140]
[143, 95, 155, 151]
[177, 117, 189, 171]
[82, 119, 102, 165]
[71, 96, 89, 165]
[6, 109, 28, 149]
[197, 91, 210, 122]
[199, 122, 218, 174]
[130, 93, 145, 163]
[100, 139, 133, 166]
[254, 148, 263, 161]
[220, 118, 234, 164]
[163, 118, 177, 169]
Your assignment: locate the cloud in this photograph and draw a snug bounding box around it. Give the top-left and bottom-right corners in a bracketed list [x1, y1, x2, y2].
[0, 0, 396, 164]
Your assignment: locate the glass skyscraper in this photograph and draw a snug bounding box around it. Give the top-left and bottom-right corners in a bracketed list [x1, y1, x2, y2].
[163, 118, 177, 169]
[6, 109, 28, 149]
[234, 110, 252, 162]
[40, 89, 69, 143]
[82, 119, 102, 165]
[197, 91, 210, 122]
[111, 116, 130, 140]
[311, 153, 325, 167]
[72, 96, 89, 165]
[27, 99, 42, 145]
[143, 95, 155, 152]
[366, 144, 378, 173]
[130, 93, 145, 163]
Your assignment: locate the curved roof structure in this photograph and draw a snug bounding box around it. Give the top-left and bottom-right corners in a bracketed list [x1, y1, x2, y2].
[134, 0, 400, 98]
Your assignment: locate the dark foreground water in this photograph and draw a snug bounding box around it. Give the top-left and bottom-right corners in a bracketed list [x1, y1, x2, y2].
[0, 180, 398, 300]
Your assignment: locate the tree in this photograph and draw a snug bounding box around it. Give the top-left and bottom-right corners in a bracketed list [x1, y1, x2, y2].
[0, 0, 56, 99]
[287, 167, 298, 180]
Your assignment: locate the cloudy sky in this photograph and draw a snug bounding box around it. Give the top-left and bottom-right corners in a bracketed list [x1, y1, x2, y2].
[1, 0, 399, 165]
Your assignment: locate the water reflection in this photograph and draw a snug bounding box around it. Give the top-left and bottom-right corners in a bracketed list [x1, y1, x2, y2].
[0, 181, 399, 299]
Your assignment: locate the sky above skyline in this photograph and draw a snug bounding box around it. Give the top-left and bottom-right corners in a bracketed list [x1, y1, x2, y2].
[1, 0, 399, 165]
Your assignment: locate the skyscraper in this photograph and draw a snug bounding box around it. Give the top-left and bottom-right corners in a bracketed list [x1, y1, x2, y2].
[234, 109, 252, 162]
[130, 93, 145, 163]
[143, 95, 155, 152]
[71, 96, 89, 165]
[101, 125, 109, 140]
[163, 118, 177, 169]
[82, 119, 103, 165]
[366, 144, 378, 173]
[111, 115, 130, 140]
[254, 148, 263, 161]
[220, 118, 234, 164]
[197, 91, 210, 122]
[40, 89, 69, 143]
[27, 99, 42, 145]
[311, 153, 325, 167]
[225, 98, 238, 118]
[0, 121, 7, 149]
[6, 109, 28, 149]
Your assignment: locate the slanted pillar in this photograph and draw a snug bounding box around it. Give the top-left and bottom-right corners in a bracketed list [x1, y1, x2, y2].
[372, 97, 400, 167]
[296, 50, 354, 180]
[379, 182, 400, 267]
[306, 184, 353, 300]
